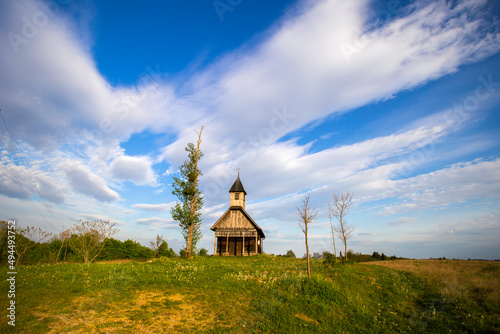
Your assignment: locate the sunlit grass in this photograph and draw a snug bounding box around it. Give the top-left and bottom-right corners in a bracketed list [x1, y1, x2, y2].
[1, 256, 498, 333]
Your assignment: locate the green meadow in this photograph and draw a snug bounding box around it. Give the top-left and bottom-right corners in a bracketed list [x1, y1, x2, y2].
[1, 256, 499, 333]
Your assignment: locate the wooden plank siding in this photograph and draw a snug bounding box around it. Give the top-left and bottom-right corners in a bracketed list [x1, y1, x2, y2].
[217, 210, 254, 229]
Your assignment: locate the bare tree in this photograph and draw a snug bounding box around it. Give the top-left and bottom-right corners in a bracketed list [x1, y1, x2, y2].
[15, 226, 52, 266]
[150, 234, 165, 258]
[297, 194, 317, 279]
[328, 201, 338, 262]
[330, 192, 355, 261]
[68, 219, 118, 264]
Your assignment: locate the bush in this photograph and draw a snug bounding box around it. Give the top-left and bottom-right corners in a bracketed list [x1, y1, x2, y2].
[323, 252, 336, 266]
[158, 241, 176, 258]
[322, 251, 333, 259]
[285, 250, 296, 258]
[198, 248, 209, 256]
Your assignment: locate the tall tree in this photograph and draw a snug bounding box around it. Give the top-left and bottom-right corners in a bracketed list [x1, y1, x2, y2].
[331, 192, 355, 261]
[297, 193, 317, 279]
[171, 125, 205, 258]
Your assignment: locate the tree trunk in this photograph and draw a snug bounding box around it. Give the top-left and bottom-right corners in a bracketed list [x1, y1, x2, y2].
[305, 223, 311, 279]
[331, 224, 337, 262]
[344, 240, 348, 262]
[186, 223, 194, 258]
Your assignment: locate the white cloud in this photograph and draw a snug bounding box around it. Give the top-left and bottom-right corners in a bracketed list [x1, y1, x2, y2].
[386, 217, 419, 226]
[440, 212, 500, 236]
[109, 155, 157, 186]
[161, 0, 500, 170]
[377, 158, 500, 215]
[0, 152, 66, 203]
[79, 214, 125, 226]
[64, 162, 119, 202]
[134, 217, 176, 227]
[132, 203, 175, 212]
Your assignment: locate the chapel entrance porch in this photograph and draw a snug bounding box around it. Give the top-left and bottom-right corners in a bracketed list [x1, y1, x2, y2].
[215, 236, 262, 256]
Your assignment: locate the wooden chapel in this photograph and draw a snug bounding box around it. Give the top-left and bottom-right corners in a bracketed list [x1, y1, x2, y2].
[210, 174, 265, 256]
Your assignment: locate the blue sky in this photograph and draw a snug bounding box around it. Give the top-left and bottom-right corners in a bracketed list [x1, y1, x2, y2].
[1, 0, 499, 259]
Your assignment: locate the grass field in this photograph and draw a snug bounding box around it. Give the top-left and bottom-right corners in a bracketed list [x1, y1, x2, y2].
[1, 256, 499, 333]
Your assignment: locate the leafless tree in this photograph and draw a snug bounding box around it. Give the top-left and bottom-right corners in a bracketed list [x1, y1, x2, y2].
[150, 234, 165, 258]
[15, 226, 52, 266]
[328, 201, 337, 262]
[68, 219, 118, 264]
[297, 194, 317, 279]
[330, 192, 355, 261]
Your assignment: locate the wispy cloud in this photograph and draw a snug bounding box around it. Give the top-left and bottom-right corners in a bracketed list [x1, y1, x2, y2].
[132, 203, 175, 212]
[64, 162, 119, 202]
[386, 217, 419, 226]
[134, 217, 176, 228]
[0, 0, 499, 258]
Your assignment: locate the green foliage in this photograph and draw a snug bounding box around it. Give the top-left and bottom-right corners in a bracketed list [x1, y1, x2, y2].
[197, 248, 208, 256]
[97, 238, 125, 260]
[346, 250, 373, 262]
[170, 201, 202, 250]
[157, 241, 176, 258]
[285, 250, 296, 258]
[171, 140, 204, 256]
[0, 221, 8, 264]
[97, 238, 154, 260]
[322, 251, 336, 266]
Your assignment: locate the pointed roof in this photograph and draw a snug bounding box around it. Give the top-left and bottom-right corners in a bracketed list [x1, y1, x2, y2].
[210, 207, 265, 238]
[229, 175, 247, 195]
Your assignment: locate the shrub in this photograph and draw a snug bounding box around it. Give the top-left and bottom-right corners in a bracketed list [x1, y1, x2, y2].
[285, 250, 296, 258]
[198, 248, 209, 256]
[158, 241, 177, 258]
[323, 252, 336, 266]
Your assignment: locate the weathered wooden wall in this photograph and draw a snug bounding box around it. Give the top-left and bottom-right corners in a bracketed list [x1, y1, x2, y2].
[217, 210, 253, 229]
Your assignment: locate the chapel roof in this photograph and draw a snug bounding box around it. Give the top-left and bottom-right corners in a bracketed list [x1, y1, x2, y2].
[229, 175, 247, 195]
[210, 207, 265, 238]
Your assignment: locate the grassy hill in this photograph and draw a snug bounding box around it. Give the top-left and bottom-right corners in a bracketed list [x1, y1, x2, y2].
[1, 256, 499, 333]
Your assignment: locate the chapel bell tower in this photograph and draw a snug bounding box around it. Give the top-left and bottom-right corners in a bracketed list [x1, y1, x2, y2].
[229, 172, 246, 210]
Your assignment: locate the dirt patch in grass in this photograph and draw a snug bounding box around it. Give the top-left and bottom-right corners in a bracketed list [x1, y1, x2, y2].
[294, 313, 318, 324]
[33, 290, 216, 333]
